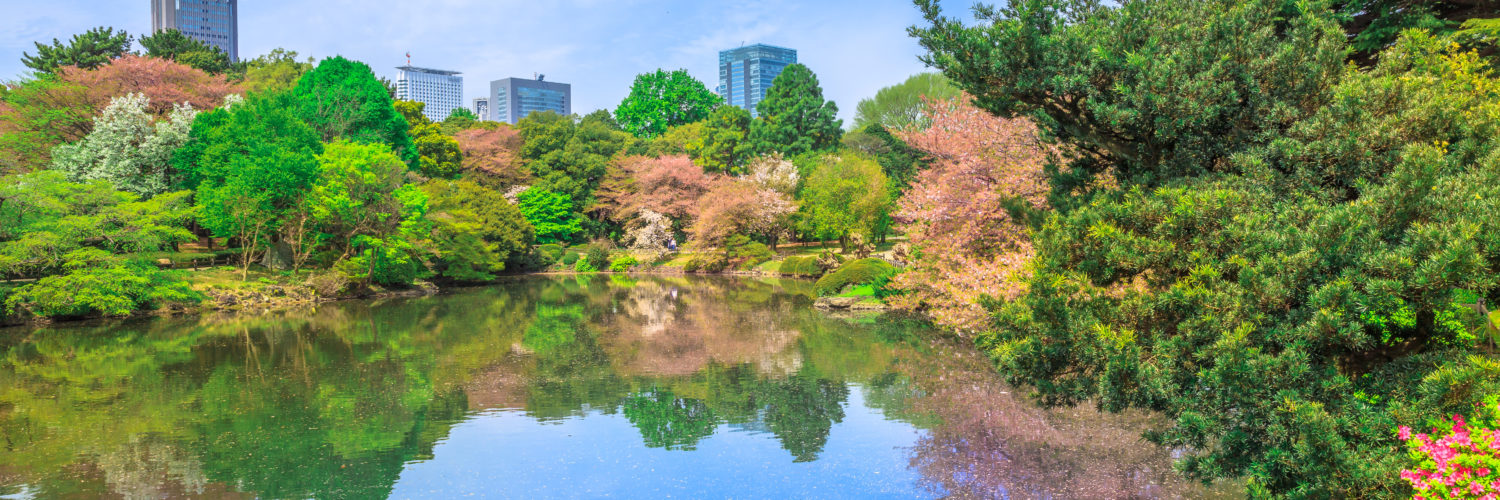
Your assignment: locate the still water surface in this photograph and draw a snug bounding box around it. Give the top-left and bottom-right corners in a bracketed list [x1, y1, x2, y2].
[0, 275, 1233, 498]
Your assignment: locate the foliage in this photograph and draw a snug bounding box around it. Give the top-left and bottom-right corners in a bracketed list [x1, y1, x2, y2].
[561, 251, 580, 266]
[0, 171, 196, 277]
[139, 29, 231, 74]
[1399, 397, 1500, 499]
[609, 155, 713, 223]
[778, 256, 822, 277]
[51, 93, 197, 197]
[609, 255, 639, 272]
[516, 187, 582, 244]
[743, 64, 842, 157]
[688, 178, 797, 249]
[621, 209, 674, 252]
[21, 27, 131, 74]
[412, 125, 462, 178]
[174, 92, 323, 276]
[887, 98, 1050, 331]
[797, 154, 891, 244]
[421, 179, 534, 282]
[4, 248, 200, 318]
[534, 244, 565, 265]
[240, 48, 315, 95]
[916, 2, 1500, 495]
[290, 56, 415, 165]
[572, 257, 597, 273]
[723, 235, 774, 269]
[813, 258, 897, 297]
[691, 105, 751, 173]
[520, 111, 630, 209]
[614, 69, 721, 138]
[853, 73, 960, 131]
[742, 152, 799, 194]
[843, 123, 931, 192]
[2, 55, 239, 172]
[444, 107, 479, 130]
[912, 0, 1347, 189]
[585, 244, 611, 271]
[304, 141, 428, 285]
[455, 126, 527, 186]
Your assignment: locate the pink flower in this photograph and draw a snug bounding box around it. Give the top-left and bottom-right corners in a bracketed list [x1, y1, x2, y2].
[1401, 426, 1413, 441]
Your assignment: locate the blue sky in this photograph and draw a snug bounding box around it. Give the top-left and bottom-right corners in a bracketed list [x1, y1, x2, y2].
[0, 0, 973, 124]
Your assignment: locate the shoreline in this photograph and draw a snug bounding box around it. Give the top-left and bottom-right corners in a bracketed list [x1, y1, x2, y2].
[0, 268, 882, 330]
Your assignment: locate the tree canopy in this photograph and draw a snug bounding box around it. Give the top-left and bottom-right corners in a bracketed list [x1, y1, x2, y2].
[852, 72, 960, 131]
[139, 29, 232, 74]
[614, 69, 722, 138]
[20, 27, 131, 75]
[290, 56, 415, 166]
[744, 64, 843, 157]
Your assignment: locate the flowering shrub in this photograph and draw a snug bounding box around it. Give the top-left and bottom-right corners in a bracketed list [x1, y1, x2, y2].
[1400, 397, 1500, 499]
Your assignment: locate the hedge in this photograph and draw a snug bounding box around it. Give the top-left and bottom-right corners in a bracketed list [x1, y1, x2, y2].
[813, 258, 897, 296]
[778, 256, 822, 277]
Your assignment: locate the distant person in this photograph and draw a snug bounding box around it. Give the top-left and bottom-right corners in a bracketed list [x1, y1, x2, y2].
[667, 237, 678, 252]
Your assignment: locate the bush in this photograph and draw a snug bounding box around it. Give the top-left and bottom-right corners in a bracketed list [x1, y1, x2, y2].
[573, 257, 597, 273]
[730, 240, 775, 270]
[305, 271, 350, 298]
[561, 252, 580, 266]
[609, 255, 639, 272]
[586, 244, 611, 271]
[778, 256, 823, 277]
[535, 244, 564, 265]
[814, 258, 897, 297]
[684, 254, 727, 273]
[5, 249, 201, 318]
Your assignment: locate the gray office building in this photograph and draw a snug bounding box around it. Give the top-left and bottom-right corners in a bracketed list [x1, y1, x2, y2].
[488, 76, 571, 124]
[473, 97, 489, 120]
[717, 44, 796, 117]
[151, 0, 239, 62]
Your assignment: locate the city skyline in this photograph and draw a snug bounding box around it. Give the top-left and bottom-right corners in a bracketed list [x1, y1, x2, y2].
[151, 0, 239, 62]
[0, 0, 969, 123]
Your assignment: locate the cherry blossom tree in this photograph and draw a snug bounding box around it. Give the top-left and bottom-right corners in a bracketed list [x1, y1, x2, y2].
[59, 54, 240, 117]
[888, 98, 1053, 331]
[688, 178, 796, 249]
[455, 126, 528, 187]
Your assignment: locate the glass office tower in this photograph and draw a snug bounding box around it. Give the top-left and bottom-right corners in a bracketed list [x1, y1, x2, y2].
[717, 44, 797, 117]
[151, 0, 239, 62]
[488, 76, 571, 124]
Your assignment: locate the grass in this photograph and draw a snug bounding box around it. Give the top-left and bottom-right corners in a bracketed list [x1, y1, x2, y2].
[836, 284, 878, 298]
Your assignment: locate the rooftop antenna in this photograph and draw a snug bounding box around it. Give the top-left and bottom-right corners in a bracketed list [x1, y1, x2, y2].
[405, 52, 411, 66]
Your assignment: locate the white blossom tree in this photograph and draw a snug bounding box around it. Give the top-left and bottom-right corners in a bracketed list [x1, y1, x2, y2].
[51, 93, 198, 197]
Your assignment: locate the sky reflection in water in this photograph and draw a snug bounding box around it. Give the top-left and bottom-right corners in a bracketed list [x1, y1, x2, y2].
[0, 275, 1237, 499]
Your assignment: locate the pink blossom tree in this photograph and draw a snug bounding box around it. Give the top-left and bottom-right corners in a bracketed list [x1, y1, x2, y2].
[888, 98, 1053, 331]
[455, 126, 528, 187]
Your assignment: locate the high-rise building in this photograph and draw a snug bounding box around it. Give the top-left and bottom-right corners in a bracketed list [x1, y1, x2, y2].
[396, 66, 464, 123]
[472, 97, 489, 120]
[151, 0, 239, 62]
[717, 44, 797, 117]
[488, 76, 571, 124]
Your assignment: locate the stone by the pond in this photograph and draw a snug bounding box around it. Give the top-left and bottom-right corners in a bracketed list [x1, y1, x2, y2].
[815, 295, 888, 310]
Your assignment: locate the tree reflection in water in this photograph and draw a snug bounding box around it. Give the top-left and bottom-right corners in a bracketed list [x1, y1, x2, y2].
[0, 275, 1239, 498]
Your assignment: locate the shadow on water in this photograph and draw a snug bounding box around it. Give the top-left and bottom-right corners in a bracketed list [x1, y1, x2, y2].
[0, 275, 1240, 498]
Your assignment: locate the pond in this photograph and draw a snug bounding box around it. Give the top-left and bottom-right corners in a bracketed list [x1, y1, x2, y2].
[0, 275, 1236, 499]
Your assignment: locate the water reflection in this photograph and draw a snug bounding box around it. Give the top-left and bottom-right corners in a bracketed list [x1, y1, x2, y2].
[0, 275, 1237, 498]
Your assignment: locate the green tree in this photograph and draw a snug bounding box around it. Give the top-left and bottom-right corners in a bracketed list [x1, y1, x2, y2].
[691, 105, 751, 174]
[515, 187, 581, 244]
[304, 141, 429, 286]
[173, 93, 323, 278]
[442, 107, 479, 132]
[239, 48, 315, 95]
[138, 29, 231, 74]
[521, 112, 630, 209]
[290, 56, 415, 165]
[517, 111, 575, 161]
[841, 123, 929, 192]
[743, 64, 842, 157]
[4, 248, 199, 318]
[20, 27, 131, 74]
[915, 0, 1500, 496]
[911, 0, 1346, 189]
[394, 100, 463, 178]
[421, 179, 534, 282]
[852, 72, 959, 131]
[50, 93, 197, 197]
[613, 69, 721, 138]
[797, 154, 891, 247]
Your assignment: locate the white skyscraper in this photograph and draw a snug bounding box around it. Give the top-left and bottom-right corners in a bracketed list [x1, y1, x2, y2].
[396, 66, 464, 123]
